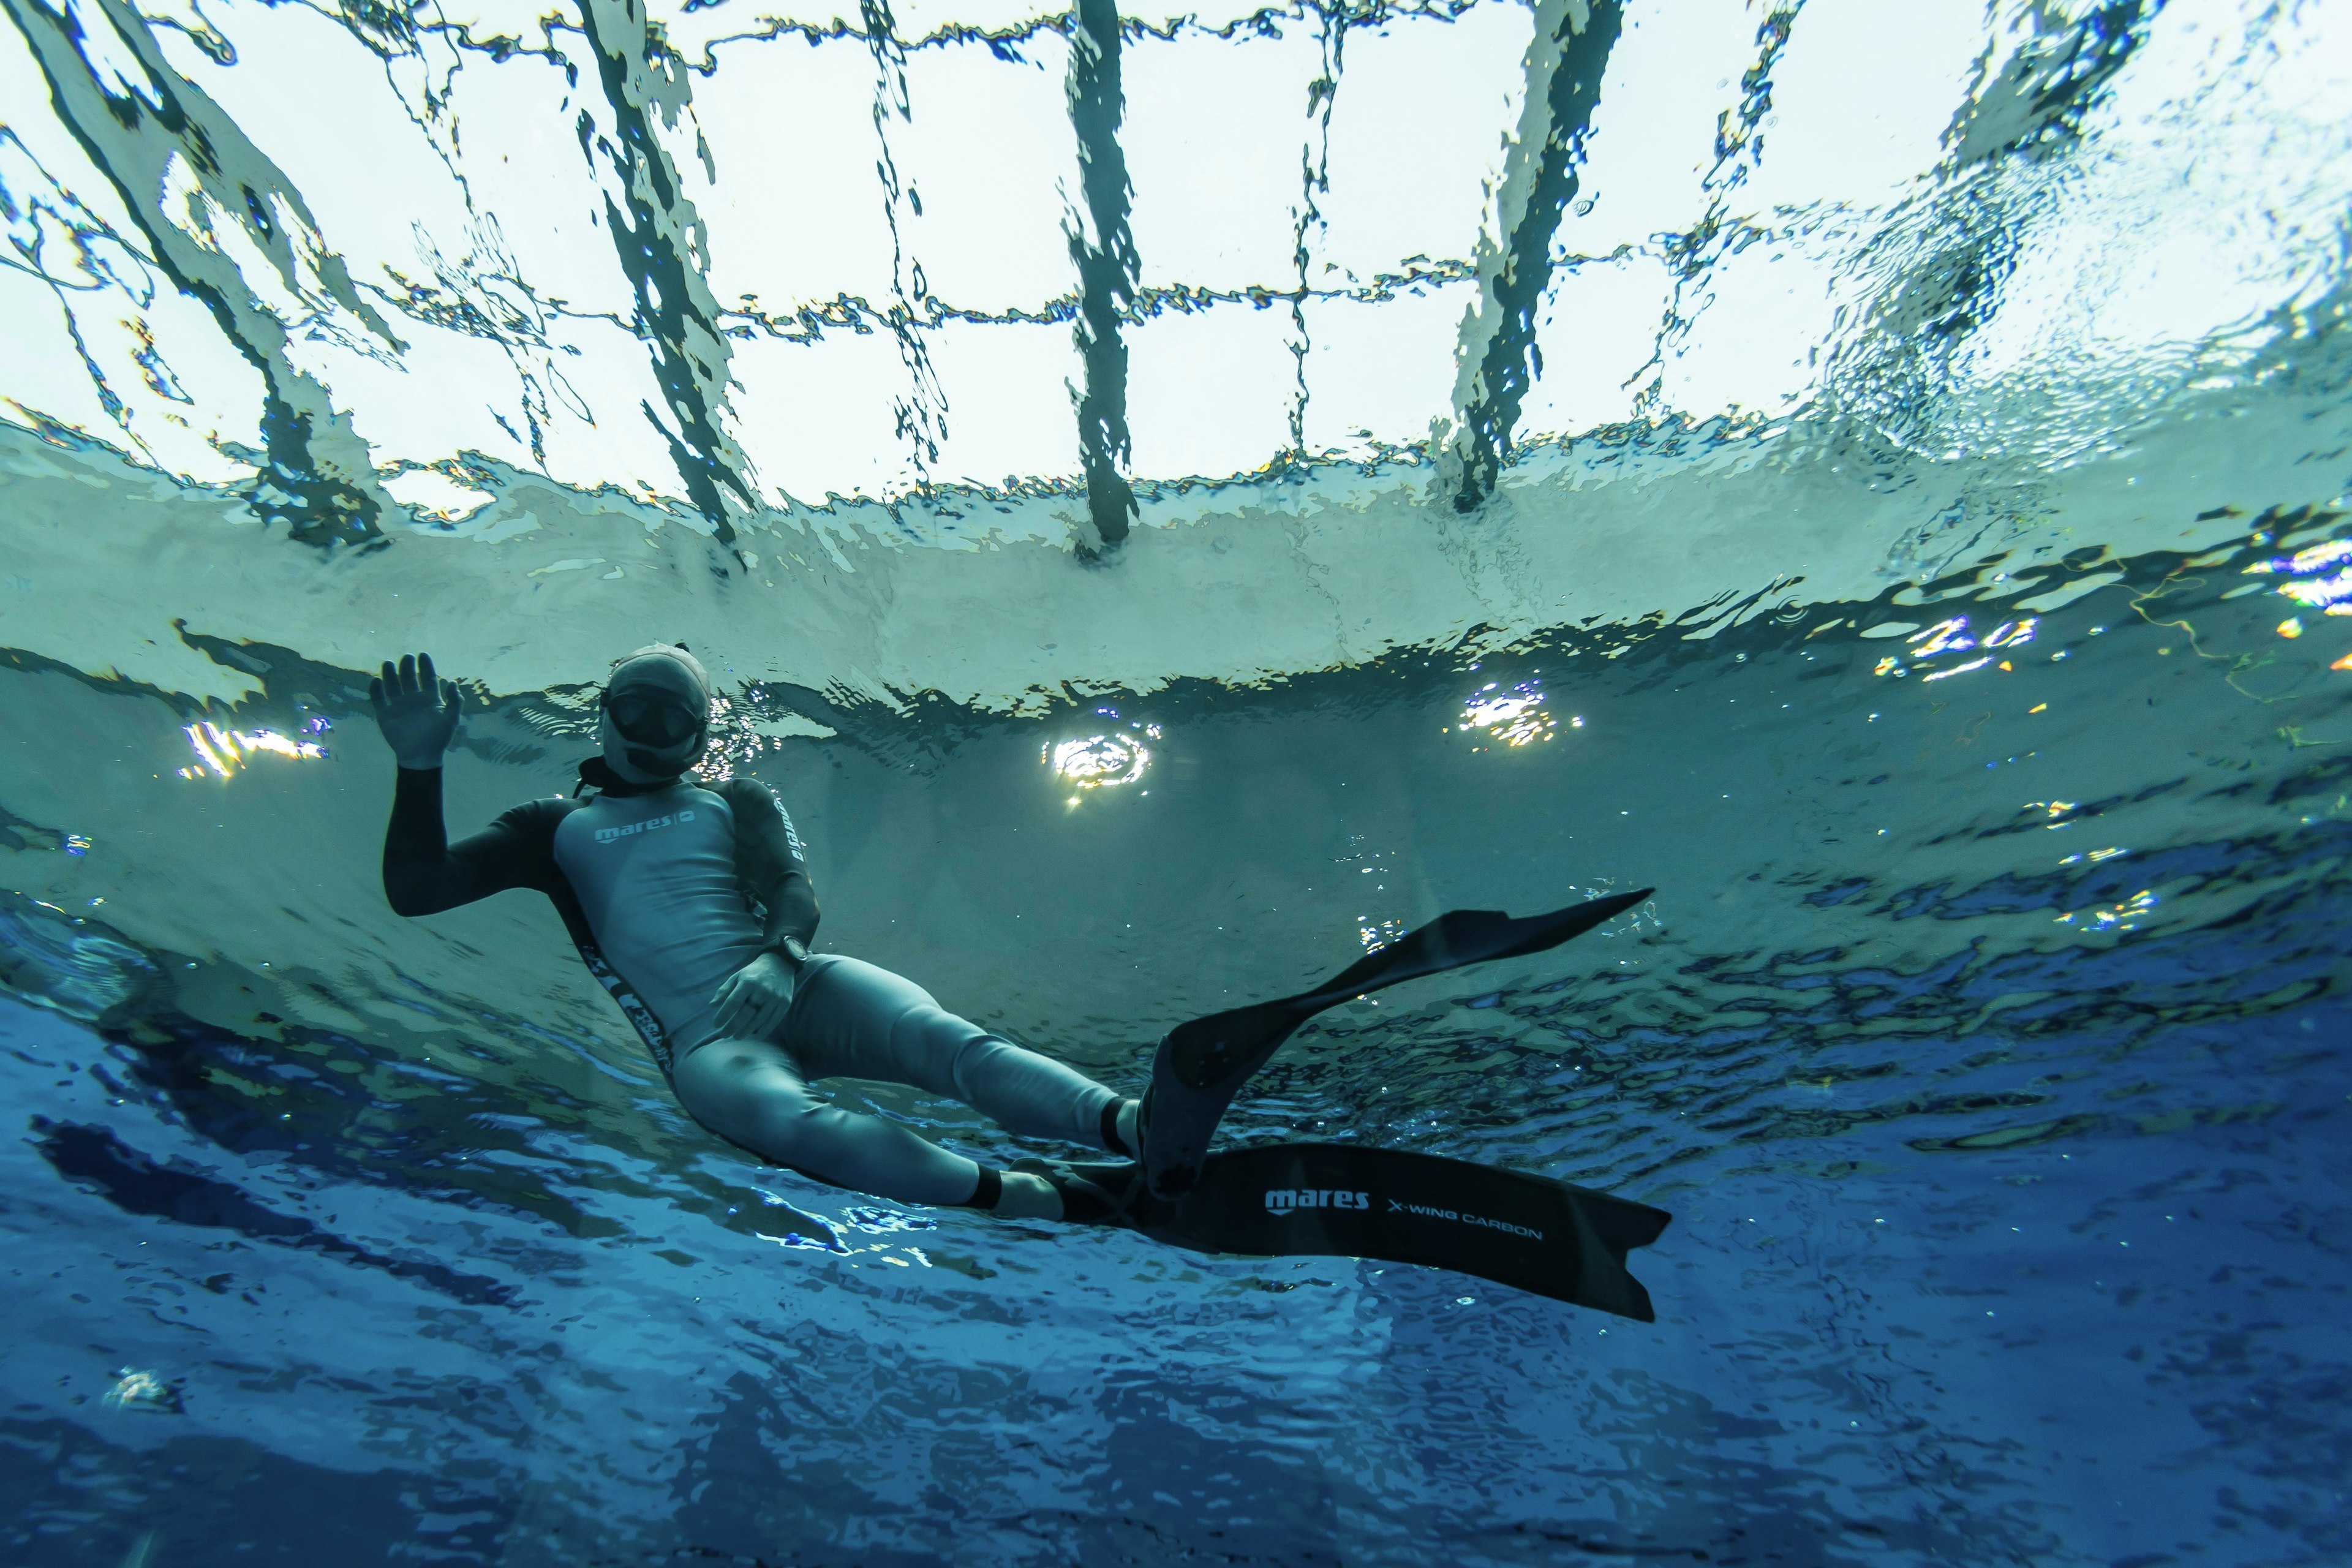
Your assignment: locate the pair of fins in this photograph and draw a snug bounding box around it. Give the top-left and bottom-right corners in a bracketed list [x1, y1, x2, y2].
[1019, 889, 1673, 1321]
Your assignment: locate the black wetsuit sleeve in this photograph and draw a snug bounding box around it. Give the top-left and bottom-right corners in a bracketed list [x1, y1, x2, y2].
[382, 767, 568, 916]
[718, 777, 820, 952]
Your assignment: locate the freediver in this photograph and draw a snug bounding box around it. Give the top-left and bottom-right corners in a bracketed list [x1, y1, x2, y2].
[372, 646, 1673, 1314]
[372, 646, 1131, 1221]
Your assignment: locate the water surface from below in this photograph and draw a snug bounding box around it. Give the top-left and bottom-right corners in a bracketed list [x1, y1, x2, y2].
[4, 515, 2350, 1564]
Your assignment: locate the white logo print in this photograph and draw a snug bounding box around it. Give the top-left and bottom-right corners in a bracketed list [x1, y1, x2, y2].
[1263, 1188, 1370, 1215]
[774, 801, 805, 859]
[1385, 1197, 1545, 1241]
[595, 808, 695, 844]
[1261, 1186, 1544, 1240]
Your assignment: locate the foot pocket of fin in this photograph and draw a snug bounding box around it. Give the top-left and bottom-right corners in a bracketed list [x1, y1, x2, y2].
[1011, 1157, 1154, 1227]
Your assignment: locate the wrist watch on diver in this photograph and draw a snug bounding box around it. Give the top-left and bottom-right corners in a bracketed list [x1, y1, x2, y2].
[777, 935, 812, 969]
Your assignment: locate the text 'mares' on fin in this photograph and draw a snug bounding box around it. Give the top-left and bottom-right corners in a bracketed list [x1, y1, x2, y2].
[1116, 890, 1670, 1319]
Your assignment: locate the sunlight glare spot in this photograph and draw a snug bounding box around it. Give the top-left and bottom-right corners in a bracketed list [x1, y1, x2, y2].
[1459, 682, 1555, 747]
[1983, 617, 2038, 648]
[1909, 618, 1973, 656]
[2056, 889, 2159, 933]
[1048, 734, 1150, 791]
[2278, 569, 2352, 609]
[181, 722, 327, 780]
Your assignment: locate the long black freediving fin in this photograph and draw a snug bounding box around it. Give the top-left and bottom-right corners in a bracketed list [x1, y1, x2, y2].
[1019, 1144, 1672, 1321]
[1140, 889, 1653, 1197]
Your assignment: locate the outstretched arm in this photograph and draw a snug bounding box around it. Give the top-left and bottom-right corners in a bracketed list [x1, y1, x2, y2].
[382, 769, 557, 916]
[372, 651, 552, 916]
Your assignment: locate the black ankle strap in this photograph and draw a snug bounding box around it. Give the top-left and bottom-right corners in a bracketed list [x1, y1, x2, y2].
[965, 1166, 1002, 1210]
[1101, 1098, 1132, 1158]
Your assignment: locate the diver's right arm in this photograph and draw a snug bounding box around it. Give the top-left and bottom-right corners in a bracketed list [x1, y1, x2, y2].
[382, 769, 562, 915]
[372, 652, 554, 916]
[372, 652, 464, 771]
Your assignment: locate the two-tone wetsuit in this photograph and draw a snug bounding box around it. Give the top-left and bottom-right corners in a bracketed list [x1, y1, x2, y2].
[380, 761, 1120, 1205]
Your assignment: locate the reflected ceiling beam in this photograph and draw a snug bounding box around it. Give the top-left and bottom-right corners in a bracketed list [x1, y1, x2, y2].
[1441, 0, 1623, 513]
[1633, 2, 1803, 419]
[1, 0, 398, 547]
[1064, 0, 1139, 556]
[1947, 0, 2170, 166]
[861, 0, 951, 502]
[1287, 9, 1344, 462]
[577, 0, 756, 546]
[1829, 0, 2169, 454]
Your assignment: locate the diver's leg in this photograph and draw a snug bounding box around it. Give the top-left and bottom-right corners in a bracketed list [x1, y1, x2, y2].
[790, 956, 1139, 1153]
[670, 1036, 992, 1208]
[949, 1031, 1144, 1154]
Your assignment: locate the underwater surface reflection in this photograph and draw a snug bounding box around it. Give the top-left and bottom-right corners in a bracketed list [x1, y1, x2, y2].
[4, 510, 2350, 1565]
[7, 0, 2352, 1555]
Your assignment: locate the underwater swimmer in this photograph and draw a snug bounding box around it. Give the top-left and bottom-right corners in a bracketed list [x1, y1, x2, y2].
[371, 647, 1133, 1221]
[373, 649, 1674, 1313]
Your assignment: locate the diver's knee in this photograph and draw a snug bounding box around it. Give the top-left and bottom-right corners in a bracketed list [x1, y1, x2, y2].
[948, 1029, 1049, 1104]
[743, 1088, 862, 1155]
[674, 1047, 800, 1131]
[940, 1021, 1009, 1080]
[671, 1043, 751, 1112]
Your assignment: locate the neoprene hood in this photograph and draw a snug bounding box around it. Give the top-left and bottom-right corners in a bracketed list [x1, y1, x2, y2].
[598, 644, 711, 780]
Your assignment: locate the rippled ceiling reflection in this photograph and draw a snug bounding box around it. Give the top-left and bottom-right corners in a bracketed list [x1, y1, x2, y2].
[7, 10, 2352, 1560]
[4, 0, 2351, 722]
[4, 0, 2341, 529]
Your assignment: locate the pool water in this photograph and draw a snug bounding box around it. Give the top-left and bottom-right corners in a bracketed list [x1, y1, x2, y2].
[4, 0, 2351, 1562]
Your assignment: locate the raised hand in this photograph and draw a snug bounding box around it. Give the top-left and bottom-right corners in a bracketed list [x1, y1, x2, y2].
[369, 652, 464, 770]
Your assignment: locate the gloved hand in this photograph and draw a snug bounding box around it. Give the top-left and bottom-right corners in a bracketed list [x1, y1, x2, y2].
[711, 951, 797, 1039]
[370, 652, 464, 770]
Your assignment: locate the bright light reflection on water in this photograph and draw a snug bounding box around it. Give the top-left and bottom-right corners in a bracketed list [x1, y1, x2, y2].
[1047, 731, 1152, 793]
[1457, 681, 1556, 748]
[175, 722, 328, 780]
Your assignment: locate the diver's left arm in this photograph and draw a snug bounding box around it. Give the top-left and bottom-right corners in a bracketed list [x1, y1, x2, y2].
[709, 778, 820, 1036]
[720, 777, 818, 952]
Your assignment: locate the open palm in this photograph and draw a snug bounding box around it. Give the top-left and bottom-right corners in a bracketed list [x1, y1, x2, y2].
[371, 652, 464, 769]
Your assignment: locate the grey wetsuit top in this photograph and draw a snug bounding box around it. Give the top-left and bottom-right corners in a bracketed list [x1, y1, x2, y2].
[382, 765, 811, 1073]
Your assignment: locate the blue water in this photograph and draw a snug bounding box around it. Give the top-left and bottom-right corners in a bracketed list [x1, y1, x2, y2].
[7, 537, 2352, 1562]
[8, 0, 2352, 1560]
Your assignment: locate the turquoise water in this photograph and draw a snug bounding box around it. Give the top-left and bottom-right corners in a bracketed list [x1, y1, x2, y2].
[6, 0, 2352, 1562]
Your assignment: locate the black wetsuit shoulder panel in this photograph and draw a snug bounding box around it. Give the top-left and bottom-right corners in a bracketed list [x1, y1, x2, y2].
[710, 776, 818, 955]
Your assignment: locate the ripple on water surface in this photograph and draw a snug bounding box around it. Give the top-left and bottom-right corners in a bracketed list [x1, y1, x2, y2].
[2, 516, 2350, 1564]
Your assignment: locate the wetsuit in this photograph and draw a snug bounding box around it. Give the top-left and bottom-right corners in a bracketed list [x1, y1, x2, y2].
[380, 764, 1118, 1203]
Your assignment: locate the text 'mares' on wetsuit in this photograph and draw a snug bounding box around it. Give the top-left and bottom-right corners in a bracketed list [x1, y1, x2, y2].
[382, 761, 808, 1076]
